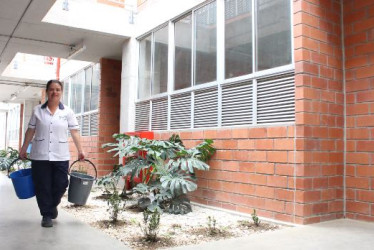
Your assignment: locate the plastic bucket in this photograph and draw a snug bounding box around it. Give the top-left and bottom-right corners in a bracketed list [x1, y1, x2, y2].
[68, 159, 97, 205]
[8, 159, 35, 199]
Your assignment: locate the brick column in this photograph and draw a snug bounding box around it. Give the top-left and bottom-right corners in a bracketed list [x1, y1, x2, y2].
[343, 0, 374, 222]
[294, 0, 344, 224]
[69, 58, 122, 177]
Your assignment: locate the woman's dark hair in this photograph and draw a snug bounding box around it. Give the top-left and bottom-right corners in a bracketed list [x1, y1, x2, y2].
[46, 80, 63, 91]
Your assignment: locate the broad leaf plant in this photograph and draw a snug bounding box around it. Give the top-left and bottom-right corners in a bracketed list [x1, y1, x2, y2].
[100, 133, 215, 214]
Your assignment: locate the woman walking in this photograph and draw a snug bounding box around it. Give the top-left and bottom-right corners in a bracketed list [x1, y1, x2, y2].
[19, 79, 84, 228]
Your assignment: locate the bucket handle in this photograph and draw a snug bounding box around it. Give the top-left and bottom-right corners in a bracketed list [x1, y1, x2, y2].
[7, 158, 31, 177]
[68, 159, 97, 180]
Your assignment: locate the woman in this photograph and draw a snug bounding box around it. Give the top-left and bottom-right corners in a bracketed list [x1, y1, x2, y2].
[19, 79, 85, 228]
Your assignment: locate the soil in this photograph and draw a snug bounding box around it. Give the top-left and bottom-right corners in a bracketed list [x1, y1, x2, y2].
[60, 188, 288, 249]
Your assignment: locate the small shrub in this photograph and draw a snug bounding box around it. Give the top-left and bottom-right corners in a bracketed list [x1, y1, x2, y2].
[207, 216, 218, 235]
[252, 209, 260, 226]
[140, 209, 161, 242]
[107, 189, 124, 223]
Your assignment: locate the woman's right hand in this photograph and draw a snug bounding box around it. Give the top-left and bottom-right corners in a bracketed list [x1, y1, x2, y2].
[19, 147, 27, 160]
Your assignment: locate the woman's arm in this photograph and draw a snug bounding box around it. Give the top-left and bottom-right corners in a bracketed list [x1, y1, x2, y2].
[70, 129, 85, 160]
[19, 128, 35, 160]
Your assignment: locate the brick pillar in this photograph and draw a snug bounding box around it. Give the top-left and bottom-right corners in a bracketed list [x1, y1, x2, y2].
[293, 0, 344, 224]
[68, 59, 122, 177]
[343, 0, 374, 222]
[97, 58, 122, 176]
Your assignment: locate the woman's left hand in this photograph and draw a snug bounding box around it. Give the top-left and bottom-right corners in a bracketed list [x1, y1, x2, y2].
[78, 151, 85, 161]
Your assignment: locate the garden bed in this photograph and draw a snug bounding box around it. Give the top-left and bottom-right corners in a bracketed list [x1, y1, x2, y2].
[60, 187, 287, 249]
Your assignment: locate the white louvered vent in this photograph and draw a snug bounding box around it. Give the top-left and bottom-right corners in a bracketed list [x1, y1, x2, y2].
[257, 72, 295, 124]
[135, 101, 150, 131]
[194, 87, 218, 128]
[90, 112, 98, 136]
[222, 81, 253, 126]
[151, 98, 168, 131]
[170, 93, 191, 130]
[82, 114, 90, 136]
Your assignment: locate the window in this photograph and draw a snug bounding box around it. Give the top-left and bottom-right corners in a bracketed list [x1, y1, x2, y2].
[257, 0, 291, 71]
[153, 26, 169, 95]
[225, 0, 253, 78]
[195, 1, 217, 85]
[84, 67, 93, 112]
[62, 80, 69, 106]
[91, 64, 100, 111]
[174, 14, 192, 90]
[138, 35, 152, 99]
[62, 63, 100, 136]
[138, 26, 169, 98]
[135, 0, 294, 131]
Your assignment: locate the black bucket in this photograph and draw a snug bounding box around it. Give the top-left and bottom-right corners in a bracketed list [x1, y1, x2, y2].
[68, 159, 97, 205]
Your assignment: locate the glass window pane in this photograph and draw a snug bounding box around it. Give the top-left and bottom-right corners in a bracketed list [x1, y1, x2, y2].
[84, 67, 92, 112]
[225, 0, 252, 79]
[70, 76, 77, 112]
[71, 71, 84, 114]
[90, 63, 100, 111]
[174, 14, 192, 90]
[62, 79, 69, 106]
[153, 26, 168, 95]
[257, 0, 291, 71]
[195, 1, 217, 85]
[138, 35, 152, 99]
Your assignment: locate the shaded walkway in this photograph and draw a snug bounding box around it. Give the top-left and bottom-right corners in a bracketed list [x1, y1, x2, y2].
[0, 173, 128, 250]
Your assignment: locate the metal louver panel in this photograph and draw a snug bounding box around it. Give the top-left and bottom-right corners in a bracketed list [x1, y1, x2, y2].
[135, 101, 150, 131]
[90, 112, 98, 136]
[222, 81, 253, 126]
[82, 114, 90, 136]
[257, 72, 295, 124]
[194, 87, 218, 128]
[170, 93, 191, 130]
[151, 98, 168, 130]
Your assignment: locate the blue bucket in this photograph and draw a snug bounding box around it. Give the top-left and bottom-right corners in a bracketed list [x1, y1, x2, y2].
[9, 168, 35, 199]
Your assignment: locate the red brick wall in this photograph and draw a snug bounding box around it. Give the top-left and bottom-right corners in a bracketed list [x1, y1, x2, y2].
[294, 0, 344, 224]
[155, 126, 297, 223]
[69, 58, 122, 177]
[343, 0, 374, 222]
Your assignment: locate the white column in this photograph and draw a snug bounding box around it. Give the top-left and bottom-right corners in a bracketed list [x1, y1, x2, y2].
[120, 37, 139, 132]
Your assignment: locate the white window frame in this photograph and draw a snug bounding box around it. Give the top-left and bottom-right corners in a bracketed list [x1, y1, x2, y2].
[63, 63, 100, 136]
[135, 0, 295, 131]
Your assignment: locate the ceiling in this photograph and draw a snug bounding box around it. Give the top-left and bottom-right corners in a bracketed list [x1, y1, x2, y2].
[0, 0, 128, 103]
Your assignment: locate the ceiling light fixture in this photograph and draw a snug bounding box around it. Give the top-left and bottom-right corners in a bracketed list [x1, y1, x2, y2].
[62, 0, 69, 11]
[10, 93, 17, 101]
[67, 41, 86, 60]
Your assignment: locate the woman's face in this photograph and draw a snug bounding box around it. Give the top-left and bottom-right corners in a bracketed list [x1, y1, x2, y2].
[47, 82, 62, 102]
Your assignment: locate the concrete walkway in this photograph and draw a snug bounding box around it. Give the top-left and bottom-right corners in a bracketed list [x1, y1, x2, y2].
[2, 172, 374, 250]
[171, 218, 374, 250]
[0, 173, 128, 250]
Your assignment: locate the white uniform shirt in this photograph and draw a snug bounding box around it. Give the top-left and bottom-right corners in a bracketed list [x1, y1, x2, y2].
[28, 102, 79, 161]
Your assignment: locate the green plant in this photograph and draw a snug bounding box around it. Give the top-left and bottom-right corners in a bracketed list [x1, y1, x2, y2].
[102, 133, 216, 214]
[0, 147, 29, 171]
[207, 216, 218, 235]
[107, 189, 124, 223]
[140, 208, 161, 242]
[252, 209, 260, 226]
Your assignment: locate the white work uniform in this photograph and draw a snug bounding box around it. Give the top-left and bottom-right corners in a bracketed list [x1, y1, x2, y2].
[28, 102, 79, 161]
